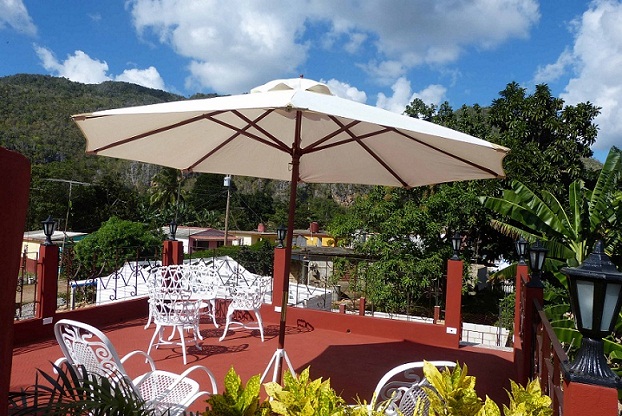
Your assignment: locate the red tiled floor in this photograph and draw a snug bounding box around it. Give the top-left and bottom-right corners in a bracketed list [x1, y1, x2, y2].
[11, 316, 516, 413]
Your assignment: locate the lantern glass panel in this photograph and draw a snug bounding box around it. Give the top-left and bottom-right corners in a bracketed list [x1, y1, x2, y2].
[602, 283, 622, 331]
[576, 280, 594, 330]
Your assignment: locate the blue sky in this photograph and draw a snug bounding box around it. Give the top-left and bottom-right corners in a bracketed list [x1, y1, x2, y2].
[1, 1, 621, 162]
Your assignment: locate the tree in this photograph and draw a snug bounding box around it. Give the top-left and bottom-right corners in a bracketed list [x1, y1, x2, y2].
[488, 82, 600, 194]
[74, 217, 163, 274]
[148, 167, 185, 211]
[329, 186, 450, 314]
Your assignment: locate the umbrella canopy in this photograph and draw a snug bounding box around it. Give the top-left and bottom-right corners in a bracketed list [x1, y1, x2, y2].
[73, 78, 508, 188]
[72, 78, 509, 380]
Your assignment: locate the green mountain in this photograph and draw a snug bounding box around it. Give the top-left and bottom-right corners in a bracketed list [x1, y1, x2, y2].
[0, 74, 186, 164]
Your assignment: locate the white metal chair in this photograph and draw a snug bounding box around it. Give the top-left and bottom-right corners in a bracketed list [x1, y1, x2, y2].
[372, 360, 456, 416]
[219, 276, 269, 342]
[189, 264, 220, 328]
[53, 319, 218, 416]
[146, 265, 203, 364]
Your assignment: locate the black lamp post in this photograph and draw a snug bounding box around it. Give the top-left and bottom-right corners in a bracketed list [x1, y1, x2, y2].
[527, 239, 547, 288]
[42, 215, 56, 246]
[562, 241, 622, 388]
[168, 219, 178, 241]
[515, 236, 528, 265]
[451, 232, 461, 260]
[276, 224, 287, 248]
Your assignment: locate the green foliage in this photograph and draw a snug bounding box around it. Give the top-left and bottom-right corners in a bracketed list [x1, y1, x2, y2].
[422, 361, 484, 415]
[74, 216, 163, 274]
[501, 380, 552, 416]
[421, 361, 553, 416]
[488, 82, 599, 195]
[205, 367, 266, 416]
[8, 363, 153, 416]
[264, 367, 347, 416]
[481, 147, 622, 275]
[191, 240, 275, 277]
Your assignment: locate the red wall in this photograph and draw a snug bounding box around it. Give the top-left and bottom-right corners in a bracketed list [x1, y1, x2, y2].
[0, 148, 31, 416]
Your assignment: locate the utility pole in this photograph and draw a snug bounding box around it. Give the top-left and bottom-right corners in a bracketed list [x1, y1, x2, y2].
[45, 179, 91, 252]
[223, 175, 232, 246]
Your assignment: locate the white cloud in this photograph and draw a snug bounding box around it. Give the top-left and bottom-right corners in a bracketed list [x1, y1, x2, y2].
[34, 45, 166, 90]
[0, 0, 37, 36]
[35, 46, 110, 84]
[116, 67, 165, 90]
[553, 0, 622, 152]
[316, 0, 540, 81]
[323, 79, 367, 103]
[129, 0, 309, 94]
[533, 49, 574, 84]
[127, 0, 539, 93]
[376, 77, 446, 114]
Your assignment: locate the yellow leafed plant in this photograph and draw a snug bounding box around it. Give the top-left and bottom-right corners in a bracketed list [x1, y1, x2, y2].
[418, 361, 553, 416]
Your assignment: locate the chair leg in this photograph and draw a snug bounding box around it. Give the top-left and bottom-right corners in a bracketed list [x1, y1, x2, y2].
[209, 299, 219, 328]
[219, 305, 235, 342]
[254, 309, 264, 342]
[177, 325, 187, 365]
[144, 306, 153, 329]
[147, 324, 161, 356]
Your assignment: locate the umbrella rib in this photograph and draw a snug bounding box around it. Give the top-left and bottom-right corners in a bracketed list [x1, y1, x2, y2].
[228, 109, 291, 153]
[186, 109, 291, 171]
[89, 111, 228, 153]
[309, 117, 503, 179]
[303, 115, 409, 186]
[300, 118, 362, 153]
[393, 129, 503, 177]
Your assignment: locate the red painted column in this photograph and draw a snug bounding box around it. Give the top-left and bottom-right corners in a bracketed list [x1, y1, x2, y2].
[162, 240, 184, 265]
[513, 262, 529, 350]
[519, 283, 543, 384]
[0, 147, 30, 416]
[513, 262, 529, 380]
[444, 258, 463, 347]
[562, 380, 618, 416]
[37, 243, 59, 319]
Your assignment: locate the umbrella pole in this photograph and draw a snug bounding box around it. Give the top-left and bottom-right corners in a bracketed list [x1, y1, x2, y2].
[263, 147, 301, 384]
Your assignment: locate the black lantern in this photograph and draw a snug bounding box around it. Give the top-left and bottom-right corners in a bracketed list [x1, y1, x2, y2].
[515, 236, 528, 265]
[42, 215, 56, 246]
[527, 239, 547, 288]
[168, 219, 178, 241]
[562, 241, 622, 388]
[451, 232, 461, 260]
[276, 225, 287, 248]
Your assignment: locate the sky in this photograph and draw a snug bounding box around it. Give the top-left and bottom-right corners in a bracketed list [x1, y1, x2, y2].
[1, 1, 621, 162]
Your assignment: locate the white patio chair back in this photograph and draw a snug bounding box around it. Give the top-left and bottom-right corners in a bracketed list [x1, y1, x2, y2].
[372, 360, 456, 416]
[219, 275, 270, 342]
[54, 319, 218, 416]
[146, 265, 202, 365]
[54, 318, 133, 387]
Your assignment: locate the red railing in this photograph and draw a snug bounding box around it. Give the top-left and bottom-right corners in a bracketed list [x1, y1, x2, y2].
[534, 298, 566, 416]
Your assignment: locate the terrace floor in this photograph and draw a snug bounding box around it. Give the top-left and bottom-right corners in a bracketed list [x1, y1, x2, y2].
[11, 315, 516, 414]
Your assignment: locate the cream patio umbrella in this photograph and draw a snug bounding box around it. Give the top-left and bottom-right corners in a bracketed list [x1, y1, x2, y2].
[72, 77, 509, 380]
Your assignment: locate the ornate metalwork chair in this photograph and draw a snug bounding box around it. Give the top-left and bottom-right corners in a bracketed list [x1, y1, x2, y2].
[54, 319, 218, 416]
[372, 360, 456, 416]
[219, 275, 270, 342]
[146, 265, 202, 364]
